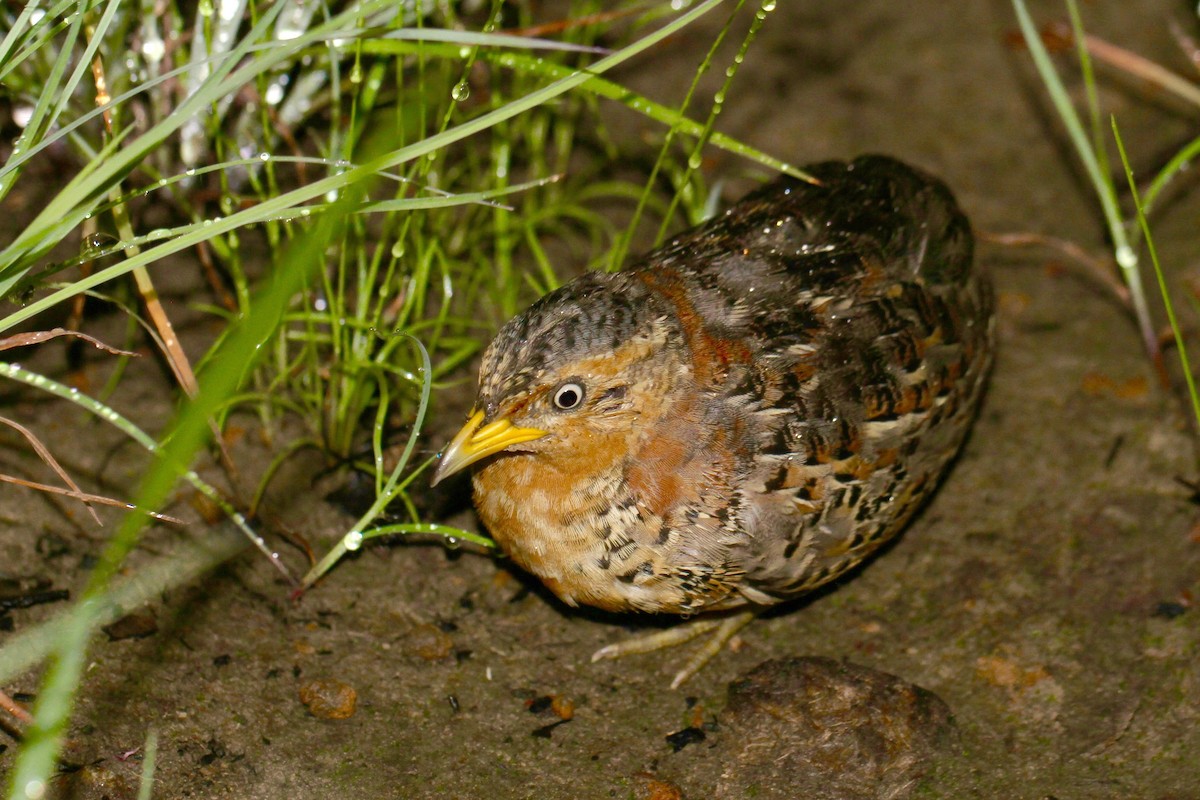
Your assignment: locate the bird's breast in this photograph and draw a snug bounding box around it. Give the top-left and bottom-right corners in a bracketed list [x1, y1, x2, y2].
[470, 435, 665, 613]
[472, 404, 750, 615]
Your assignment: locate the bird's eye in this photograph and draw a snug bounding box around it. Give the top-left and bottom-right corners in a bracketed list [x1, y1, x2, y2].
[552, 381, 585, 411]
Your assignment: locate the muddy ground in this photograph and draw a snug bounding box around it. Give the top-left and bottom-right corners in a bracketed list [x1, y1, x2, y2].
[3, 0, 1200, 797]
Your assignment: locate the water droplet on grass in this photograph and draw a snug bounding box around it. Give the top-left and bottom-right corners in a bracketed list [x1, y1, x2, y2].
[142, 37, 165, 62]
[12, 105, 33, 128]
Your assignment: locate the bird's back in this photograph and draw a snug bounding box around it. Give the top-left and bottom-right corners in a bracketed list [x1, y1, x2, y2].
[627, 155, 994, 605]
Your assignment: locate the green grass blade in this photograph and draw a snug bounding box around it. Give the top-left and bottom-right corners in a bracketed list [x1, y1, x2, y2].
[0, 0, 728, 329]
[47, 0, 122, 136]
[3, 157, 359, 800]
[1010, 0, 1155, 357]
[1065, 0, 1109, 182]
[136, 730, 158, 800]
[299, 334, 441, 589]
[0, 524, 248, 685]
[1112, 118, 1200, 432]
[360, 39, 809, 180]
[0, 2, 84, 203]
[0, 2, 46, 71]
[0, 361, 279, 566]
[373, 25, 607, 53]
[4, 596, 93, 800]
[0, 32, 263, 272]
[1140, 133, 1200, 217]
[619, 0, 744, 272]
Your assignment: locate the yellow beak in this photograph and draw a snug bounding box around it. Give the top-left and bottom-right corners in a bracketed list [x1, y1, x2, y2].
[430, 408, 547, 486]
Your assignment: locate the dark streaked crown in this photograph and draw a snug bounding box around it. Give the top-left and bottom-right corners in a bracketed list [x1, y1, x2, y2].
[476, 271, 664, 418]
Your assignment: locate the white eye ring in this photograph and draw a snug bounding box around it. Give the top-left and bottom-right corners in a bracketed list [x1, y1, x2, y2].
[552, 382, 585, 411]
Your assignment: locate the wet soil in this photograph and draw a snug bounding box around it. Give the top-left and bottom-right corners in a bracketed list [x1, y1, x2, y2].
[3, 1, 1200, 797]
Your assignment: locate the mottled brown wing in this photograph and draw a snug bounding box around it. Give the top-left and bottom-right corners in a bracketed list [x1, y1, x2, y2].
[635, 156, 993, 604]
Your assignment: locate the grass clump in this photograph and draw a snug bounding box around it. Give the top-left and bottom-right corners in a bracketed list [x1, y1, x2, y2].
[1011, 0, 1200, 434]
[0, 1, 792, 793]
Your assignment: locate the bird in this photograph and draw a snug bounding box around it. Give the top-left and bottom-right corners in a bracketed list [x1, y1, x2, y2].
[432, 155, 994, 687]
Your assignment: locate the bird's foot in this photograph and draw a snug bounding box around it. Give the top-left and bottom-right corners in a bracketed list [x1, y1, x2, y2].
[591, 609, 756, 689]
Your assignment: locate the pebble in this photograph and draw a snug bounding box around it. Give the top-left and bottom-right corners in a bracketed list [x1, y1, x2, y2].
[408, 623, 454, 660]
[102, 611, 158, 641]
[299, 679, 357, 720]
[712, 657, 954, 800]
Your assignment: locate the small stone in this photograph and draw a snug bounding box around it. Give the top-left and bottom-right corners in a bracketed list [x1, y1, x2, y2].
[523, 693, 575, 720]
[408, 623, 454, 660]
[633, 772, 685, 800]
[56, 763, 136, 800]
[665, 726, 706, 752]
[102, 611, 158, 641]
[550, 695, 575, 721]
[188, 490, 225, 525]
[526, 695, 553, 714]
[713, 657, 954, 800]
[1152, 601, 1188, 620]
[299, 679, 357, 720]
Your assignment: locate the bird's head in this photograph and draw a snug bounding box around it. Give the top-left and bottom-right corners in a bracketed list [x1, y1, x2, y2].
[431, 271, 684, 486]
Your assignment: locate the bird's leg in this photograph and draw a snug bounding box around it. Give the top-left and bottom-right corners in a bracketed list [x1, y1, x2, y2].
[591, 609, 757, 689]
